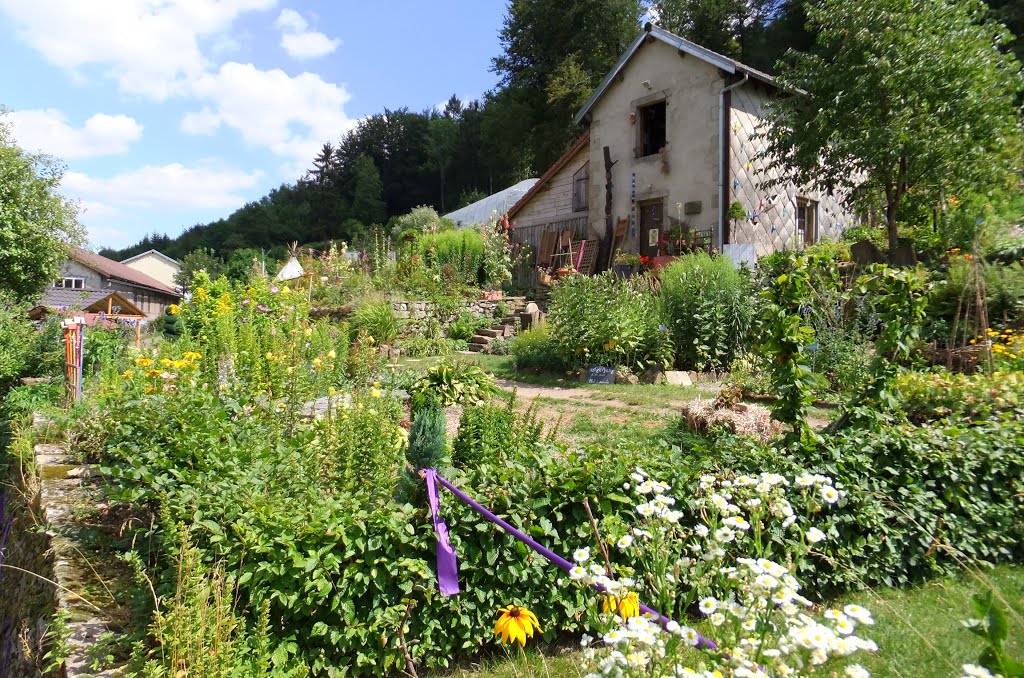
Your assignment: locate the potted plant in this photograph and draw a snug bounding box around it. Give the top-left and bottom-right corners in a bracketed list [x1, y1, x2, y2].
[728, 201, 747, 235]
[613, 251, 641, 277]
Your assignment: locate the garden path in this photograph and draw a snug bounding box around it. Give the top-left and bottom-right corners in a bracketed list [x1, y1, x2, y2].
[493, 378, 714, 415]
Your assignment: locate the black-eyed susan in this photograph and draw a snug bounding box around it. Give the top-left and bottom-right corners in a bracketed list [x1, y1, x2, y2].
[494, 604, 541, 646]
[602, 592, 640, 620]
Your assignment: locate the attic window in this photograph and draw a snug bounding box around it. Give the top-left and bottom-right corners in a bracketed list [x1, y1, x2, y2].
[572, 162, 589, 212]
[54, 277, 85, 290]
[638, 100, 667, 157]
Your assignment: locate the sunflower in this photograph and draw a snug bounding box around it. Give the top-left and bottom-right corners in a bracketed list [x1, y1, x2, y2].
[602, 591, 640, 620]
[494, 605, 541, 646]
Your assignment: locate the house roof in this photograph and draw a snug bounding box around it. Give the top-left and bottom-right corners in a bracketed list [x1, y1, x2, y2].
[30, 288, 145, 319]
[444, 178, 540, 226]
[507, 132, 590, 220]
[70, 247, 181, 297]
[574, 23, 776, 124]
[120, 248, 182, 268]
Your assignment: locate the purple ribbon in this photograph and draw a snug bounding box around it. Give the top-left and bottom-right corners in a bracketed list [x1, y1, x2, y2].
[421, 469, 716, 650]
[424, 469, 460, 595]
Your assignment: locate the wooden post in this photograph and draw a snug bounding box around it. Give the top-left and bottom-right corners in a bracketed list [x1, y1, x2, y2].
[599, 146, 617, 271]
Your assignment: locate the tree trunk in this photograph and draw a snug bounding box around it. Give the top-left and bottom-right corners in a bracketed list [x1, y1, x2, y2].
[885, 199, 899, 261]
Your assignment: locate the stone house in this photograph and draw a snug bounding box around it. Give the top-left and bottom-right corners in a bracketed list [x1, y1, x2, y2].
[119, 249, 182, 292]
[510, 23, 857, 269]
[55, 248, 182, 320]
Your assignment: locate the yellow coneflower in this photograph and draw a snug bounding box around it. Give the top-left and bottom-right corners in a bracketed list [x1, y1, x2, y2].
[494, 604, 541, 646]
[602, 592, 640, 620]
[135, 357, 153, 367]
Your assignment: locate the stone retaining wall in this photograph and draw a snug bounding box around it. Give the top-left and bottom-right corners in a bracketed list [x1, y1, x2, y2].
[390, 296, 530, 332]
[0, 416, 121, 677]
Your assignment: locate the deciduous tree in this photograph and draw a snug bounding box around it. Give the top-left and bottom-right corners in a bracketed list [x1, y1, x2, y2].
[0, 113, 82, 301]
[764, 0, 1022, 257]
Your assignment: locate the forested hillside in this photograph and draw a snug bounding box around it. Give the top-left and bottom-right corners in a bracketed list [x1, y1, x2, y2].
[100, 0, 1023, 263]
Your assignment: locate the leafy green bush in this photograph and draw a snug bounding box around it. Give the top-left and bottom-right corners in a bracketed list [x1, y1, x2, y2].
[397, 335, 455, 358]
[509, 324, 569, 373]
[547, 272, 672, 370]
[350, 300, 401, 344]
[896, 370, 1024, 423]
[658, 253, 753, 371]
[452, 397, 543, 469]
[0, 300, 31, 393]
[446, 312, 488, 341]
[409, 359, 498, 409]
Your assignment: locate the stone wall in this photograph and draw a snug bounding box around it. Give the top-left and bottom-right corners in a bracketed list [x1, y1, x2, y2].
[0, 416, 122, 677]
[390, 296, 530, 331]
[0, 425, 57, 678]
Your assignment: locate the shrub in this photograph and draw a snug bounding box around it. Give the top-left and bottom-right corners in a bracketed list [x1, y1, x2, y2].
[509, 324, 569, 373]
[658, 252, 754, 372]
[452, 396, 543, 469]
[896, 370, 1024, 423]
[446, 312, 488, 341]
[397, 335, 455, 358]
[350, 300, 401, 345]
[409, 359, 498, 409]
[547, 272, 672, 371]
[0, 300, 31, 392]
[397, 403, 449, 502]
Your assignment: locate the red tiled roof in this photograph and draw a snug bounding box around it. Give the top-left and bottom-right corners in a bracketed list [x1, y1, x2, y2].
[507, 132, 590, 219]
[70, 248, 181, 297]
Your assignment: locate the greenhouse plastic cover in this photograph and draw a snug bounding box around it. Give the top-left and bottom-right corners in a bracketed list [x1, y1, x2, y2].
[443, 178, 538, 227]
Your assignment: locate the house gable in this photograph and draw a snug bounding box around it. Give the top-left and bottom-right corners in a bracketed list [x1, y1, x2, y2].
[509, 133, 590, 229]
[585, 33, 726, 248]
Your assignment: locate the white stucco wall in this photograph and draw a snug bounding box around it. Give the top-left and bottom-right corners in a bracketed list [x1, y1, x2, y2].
[587, 37, 723, 250]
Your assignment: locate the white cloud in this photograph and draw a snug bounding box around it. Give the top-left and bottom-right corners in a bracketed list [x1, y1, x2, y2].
[275, 8, 340, 59]
[184, 62, 355, 163]
[4, 108, 143, 158]
[0, 0, 277, 99]
[63, 163, 263, 210]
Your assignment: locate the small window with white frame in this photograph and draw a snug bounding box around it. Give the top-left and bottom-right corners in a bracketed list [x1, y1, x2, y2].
[54, 277, 85, 289]
[796, 197, 817, 246]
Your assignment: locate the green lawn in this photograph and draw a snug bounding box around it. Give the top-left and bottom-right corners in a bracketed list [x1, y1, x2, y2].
[447, 566, 1024, 678]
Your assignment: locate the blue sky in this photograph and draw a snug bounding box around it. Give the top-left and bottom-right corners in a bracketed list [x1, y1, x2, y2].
[0, 1, 506, 250]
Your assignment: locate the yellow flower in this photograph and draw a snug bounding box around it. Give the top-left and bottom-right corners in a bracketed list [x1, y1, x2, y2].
[135, 357, 153, 367]
[194, 287, 209, 301]
[160, 358, 174, 367]
[304, 327, 313, 337]
[146, 369, 162, 378]
[266, 352, 275, 360]
[366, 335, 375, 344]
[168, 304, 181, 315]
[218, 384, 228, 392]
[281, 286, 292, 295]
[1011, 354, 1019, 360]
[182, 352, 202, 361]
[371, 387, 381, 398]
[312, 357, 323, 367]
[172, 360, 187, 369]
[602, 592, 640, 620]
[494, 605, 541, 646]
[327, 349, 336, 360]
[121, 369, 134, 380]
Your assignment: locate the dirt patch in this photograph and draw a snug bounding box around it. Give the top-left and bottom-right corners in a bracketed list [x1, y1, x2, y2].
[494, 379, 695, 415]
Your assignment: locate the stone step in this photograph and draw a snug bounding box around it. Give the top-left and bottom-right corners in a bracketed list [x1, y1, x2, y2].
[500, 316, 519, 326]
[467, 343, 486, 352]
[469, 335, 493, 345]
[478, 328, 504, 338]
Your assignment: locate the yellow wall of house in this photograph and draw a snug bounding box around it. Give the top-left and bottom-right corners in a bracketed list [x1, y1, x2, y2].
[122, 253, 180, 290]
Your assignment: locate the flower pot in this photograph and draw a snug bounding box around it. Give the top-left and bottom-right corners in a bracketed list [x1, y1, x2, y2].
[538, 272, 554, 286]
[555, 266, 571, 278]
[614, 264, 636, 278]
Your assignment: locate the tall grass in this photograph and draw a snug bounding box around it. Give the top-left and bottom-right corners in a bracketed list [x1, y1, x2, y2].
[419, 229, 486, 286]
